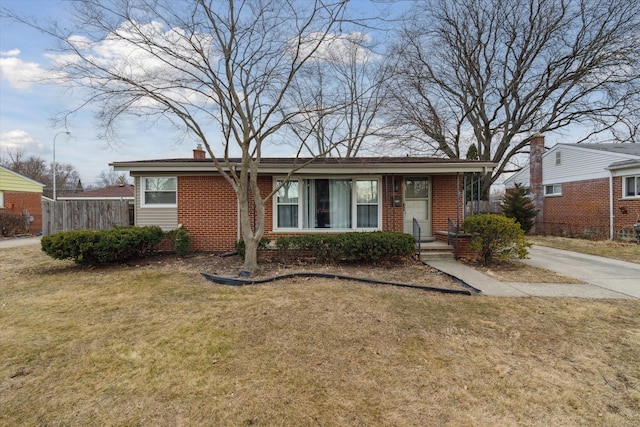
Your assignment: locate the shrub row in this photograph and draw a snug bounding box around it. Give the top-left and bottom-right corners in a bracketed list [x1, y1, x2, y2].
[41, 226, 164, 265]
[274, 231, 415, 264]
[0, 212, 25, 237]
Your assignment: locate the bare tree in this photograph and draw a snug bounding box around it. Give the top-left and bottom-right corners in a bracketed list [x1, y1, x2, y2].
[287, 32, 390, 157]
[387, 0, 640, 199]
[7, 0, 353, 274]
[0, 147, 80, 197]
[98, 169, 130, 187]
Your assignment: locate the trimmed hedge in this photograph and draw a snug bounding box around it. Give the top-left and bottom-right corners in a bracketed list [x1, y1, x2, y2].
[275, 231, 415, 264]
[41, 226, 164, 265]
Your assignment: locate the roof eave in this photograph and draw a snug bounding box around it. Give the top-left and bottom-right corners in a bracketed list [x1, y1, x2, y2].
[111, 160, 495, 175]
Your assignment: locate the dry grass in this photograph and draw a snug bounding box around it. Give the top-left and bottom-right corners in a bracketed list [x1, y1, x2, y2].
[1, 246, 640, 426]
[529, 236, 640, 264]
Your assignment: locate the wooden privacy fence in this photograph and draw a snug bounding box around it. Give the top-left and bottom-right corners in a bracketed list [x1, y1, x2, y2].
[42, 200, 133, 235]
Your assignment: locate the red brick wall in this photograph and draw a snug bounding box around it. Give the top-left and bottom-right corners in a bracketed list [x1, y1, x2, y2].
[431, 175, 463, 232]
[3, 192, 42, 235]
[612, 176, 640, 239]
[542, 178, 610, 237]
[178, 176, 238, 251]
[176, 173, 465, 250]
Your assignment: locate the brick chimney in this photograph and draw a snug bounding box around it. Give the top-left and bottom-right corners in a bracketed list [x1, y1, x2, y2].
[193, 144, 206, 159]
[529, 133, 545, 234]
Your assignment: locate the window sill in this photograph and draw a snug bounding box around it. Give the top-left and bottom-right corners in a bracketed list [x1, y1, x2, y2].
[272, 227, 381, 233]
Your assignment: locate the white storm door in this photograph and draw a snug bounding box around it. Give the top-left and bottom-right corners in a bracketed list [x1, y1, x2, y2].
[403, 177, 431, 236]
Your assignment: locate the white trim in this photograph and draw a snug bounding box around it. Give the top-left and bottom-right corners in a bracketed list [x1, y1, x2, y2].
[544, 184, 562, 196]
[272, 176, 382, 232]
[140, 176, 177, 208]
[622, 175, 640, 199]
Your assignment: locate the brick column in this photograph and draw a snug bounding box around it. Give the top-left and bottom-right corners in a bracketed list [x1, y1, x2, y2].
[529, 133, 545, 234]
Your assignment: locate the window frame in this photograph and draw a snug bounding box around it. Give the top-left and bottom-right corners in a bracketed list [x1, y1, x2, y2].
[272, 176, 382, 232]
[544, 184, 562, 197]
[275, 179, 300, 229]
[623, 175, 640, 198]
[140, 176, 178, 208]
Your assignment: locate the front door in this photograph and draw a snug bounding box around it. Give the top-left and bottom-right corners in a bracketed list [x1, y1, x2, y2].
[403, 177, 431, 237]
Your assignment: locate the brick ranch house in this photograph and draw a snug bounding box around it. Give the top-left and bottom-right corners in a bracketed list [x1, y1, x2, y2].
[112, 146, 495, 257]
[0, 165, 45, 235]
[504, 134, 640, 240]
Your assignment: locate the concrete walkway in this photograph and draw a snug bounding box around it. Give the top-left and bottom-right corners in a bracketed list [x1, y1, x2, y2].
[427, 245, 640, 299]
[0, 236, 42, 249]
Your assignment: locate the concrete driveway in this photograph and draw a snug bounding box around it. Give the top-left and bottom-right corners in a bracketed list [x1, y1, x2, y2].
[522, 245, 640, 298]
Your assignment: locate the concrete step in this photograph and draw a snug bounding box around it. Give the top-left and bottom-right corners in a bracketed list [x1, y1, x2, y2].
[420, 251, 455, 261]
[417, 240, 455, 261]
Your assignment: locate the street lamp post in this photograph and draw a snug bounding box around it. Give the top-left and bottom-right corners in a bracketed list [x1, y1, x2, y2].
[53, 131, 70, 201]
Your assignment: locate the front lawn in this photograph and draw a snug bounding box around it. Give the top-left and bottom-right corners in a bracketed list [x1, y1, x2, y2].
[1, 246, 639, 426]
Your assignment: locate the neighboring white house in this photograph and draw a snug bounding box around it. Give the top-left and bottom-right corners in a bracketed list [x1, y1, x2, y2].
[504, 140, 640, 239]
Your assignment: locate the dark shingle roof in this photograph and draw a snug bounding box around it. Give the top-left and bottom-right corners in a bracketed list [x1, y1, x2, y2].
[61, 184, 134, 199]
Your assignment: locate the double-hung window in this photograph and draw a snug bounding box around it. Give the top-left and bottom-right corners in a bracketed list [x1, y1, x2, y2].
[276, 180, 299, 228]
[274, 177, 380, 230]
[624, 176, 640, 198]
[544, 184, 562, 196]
[142, 177, 177, 207]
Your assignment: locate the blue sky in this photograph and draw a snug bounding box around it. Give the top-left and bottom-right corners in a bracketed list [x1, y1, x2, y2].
[0, 0, 201, 186]
[0, 0, 410, 188]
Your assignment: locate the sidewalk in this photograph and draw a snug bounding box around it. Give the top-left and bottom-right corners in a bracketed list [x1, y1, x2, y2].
[0, 236, 42, 249]
[427, 250, 636, 299]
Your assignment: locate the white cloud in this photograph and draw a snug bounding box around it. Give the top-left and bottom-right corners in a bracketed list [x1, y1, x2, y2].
[1, 49, 21, 57]
[0, 55, 48, 89]
[299, 32, 380, 64]
[0, 129, 43, 152]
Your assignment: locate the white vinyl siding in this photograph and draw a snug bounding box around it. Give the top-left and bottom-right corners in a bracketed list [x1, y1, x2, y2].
[135, 176, 178, 231]
[505, 144, 639, 189]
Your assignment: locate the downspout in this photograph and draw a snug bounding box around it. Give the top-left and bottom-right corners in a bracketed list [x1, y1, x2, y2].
[609, 170, 614, 240]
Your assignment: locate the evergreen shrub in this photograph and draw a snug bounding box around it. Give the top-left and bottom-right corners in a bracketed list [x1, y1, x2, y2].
[41, 226, 164, 265]
[275, 231, 415, 264]
[463, 214, 531, 266]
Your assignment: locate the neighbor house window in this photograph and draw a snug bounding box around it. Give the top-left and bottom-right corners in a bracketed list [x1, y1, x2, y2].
[545, 184, 562, 196]
[142, 177, 177, 206]
[555, 151, 561, 165]
[624, 176, 640, 198]
[274, 177, 380, 230]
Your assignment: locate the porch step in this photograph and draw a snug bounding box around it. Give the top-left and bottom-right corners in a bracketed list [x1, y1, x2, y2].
[417, 240, 455, 261]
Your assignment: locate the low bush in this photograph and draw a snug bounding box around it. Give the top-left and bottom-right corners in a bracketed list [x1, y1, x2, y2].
[235, 237, 271, 259]
[463, 214, 531, 266]
[275, 231, 415, 264]
[0, 212, 25, 236]
[174, 227, 191, 257]
[41, 226, 164, 265]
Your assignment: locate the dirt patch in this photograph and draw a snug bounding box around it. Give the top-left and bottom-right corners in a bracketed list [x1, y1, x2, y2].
[133, 251, 468, 292]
